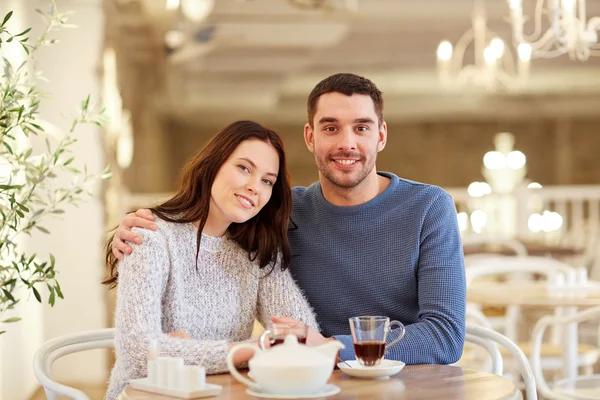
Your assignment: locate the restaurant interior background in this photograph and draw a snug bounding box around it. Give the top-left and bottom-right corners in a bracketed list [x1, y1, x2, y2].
[1, 0, 600, 398]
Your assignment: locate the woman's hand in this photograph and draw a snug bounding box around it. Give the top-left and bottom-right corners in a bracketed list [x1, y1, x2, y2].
[270, 316, 333, 346]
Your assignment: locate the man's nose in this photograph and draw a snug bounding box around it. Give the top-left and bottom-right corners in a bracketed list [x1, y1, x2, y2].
[337, 129, 357, 151]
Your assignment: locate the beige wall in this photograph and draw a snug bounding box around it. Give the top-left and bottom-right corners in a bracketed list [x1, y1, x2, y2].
[124, 116, 600, 193]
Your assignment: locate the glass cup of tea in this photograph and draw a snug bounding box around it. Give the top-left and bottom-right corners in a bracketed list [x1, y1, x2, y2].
[259, 322, 308, 350]
[349, 316, 406, 367]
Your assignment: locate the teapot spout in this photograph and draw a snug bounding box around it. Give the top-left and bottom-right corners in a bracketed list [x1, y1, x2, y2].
[315, 339, 345, 361]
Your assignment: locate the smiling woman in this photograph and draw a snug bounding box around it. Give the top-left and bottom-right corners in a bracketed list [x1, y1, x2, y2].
[101, 120, 319, 400]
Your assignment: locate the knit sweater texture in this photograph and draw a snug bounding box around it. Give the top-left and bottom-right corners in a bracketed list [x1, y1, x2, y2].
[106, 220, 318, 400]
[288, 172, 466, 365]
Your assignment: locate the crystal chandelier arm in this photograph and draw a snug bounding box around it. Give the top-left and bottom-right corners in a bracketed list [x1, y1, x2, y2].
[495, 69, 520, 90]
[455, 65, 478, 86]
[578, 0, 587, 23]
[509, 0, 554, 43]
[509, 0, 576, 55]
[452, 28, 476, 71]
[588, 16, 600, 32]
[522, 0, 551, 42]
[517, 18, 560, 51]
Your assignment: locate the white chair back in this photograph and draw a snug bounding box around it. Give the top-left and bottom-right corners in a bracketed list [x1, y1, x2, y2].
[33, 328, 115, 400]
[530, 306, 600, 400]
[467, 324, 537, 400]
[465, 255, 573, 287]
[462, 235, 529, 257]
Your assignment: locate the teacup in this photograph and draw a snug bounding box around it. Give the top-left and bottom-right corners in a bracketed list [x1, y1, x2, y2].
[259, 322, 307, 350]
[349, 316, 405, 367]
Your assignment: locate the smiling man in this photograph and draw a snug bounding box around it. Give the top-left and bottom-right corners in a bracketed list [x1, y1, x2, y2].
[111, 73, 466, 365]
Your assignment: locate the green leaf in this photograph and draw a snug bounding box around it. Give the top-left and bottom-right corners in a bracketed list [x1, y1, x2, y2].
[0, 331, 6, 335]
[1, 11, 13, 27]
[81, 95, 90, 112]
[50, 253, 55, 267]
[48, 288, 55, 306]
[2, 317, 21, 323]
[55, 282, 63, 299]
[20, 41, 30, 56]
[2, 279, 16, 287]
[16, 202, 29, 212]
[2, 142, 13, 154]
[35, 226, 50, 234]
[15, 27, 31, 37]
[2, 289, 15, 302]
[30, 122, 43, 131]
[32, 287, 41, 303]
[0, 184, 22, 190]
[63, 157, 74, 166]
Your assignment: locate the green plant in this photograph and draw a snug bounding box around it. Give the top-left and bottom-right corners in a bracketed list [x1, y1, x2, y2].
[0, 1, 110, 334]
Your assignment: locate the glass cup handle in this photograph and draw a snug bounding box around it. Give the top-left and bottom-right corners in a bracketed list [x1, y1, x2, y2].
[258, 329, 272, 350]
[387, 320, 406, 349]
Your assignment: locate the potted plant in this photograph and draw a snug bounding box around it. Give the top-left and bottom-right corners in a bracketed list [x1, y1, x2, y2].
[0, 1, 109, 334]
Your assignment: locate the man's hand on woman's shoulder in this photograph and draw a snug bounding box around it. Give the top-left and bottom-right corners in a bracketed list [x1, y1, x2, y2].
[111, 208, 157, 259]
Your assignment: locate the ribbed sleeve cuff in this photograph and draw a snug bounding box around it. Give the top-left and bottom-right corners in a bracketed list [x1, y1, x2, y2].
[333, 334, 355, 361]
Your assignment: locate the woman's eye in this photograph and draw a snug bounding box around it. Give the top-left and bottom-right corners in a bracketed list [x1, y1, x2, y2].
[262, 179, 274, 186]
[238, 165, 250, 173]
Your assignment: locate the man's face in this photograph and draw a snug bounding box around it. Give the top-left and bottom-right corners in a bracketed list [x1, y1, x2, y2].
[304, 92, 387, 189]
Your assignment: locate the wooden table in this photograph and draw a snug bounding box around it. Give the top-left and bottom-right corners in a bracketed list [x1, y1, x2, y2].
[120, 365, 522, 400]
[468, 281, 600, 308]
[468, 280, 600, 380]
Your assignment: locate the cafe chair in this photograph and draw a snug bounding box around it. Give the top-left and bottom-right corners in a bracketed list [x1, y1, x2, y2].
[466, 323, 537, 400]
[33, 328, 115, 400]
[465, 322, 537, 400]
[463, 309, 503, 375]
[531, 305, 600, 400]
[466, 255, 599, 374]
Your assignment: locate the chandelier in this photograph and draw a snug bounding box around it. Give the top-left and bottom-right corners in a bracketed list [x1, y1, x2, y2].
[437, 0, 532, 91]
[507, 0, 600, 61]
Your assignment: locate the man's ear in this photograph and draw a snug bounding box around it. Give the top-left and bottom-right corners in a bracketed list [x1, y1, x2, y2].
[304, 123, 315, 153]
[378, 121, 388, 152]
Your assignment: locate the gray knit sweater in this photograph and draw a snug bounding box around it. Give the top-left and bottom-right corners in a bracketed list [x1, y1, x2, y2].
[106, 218, 318, 399]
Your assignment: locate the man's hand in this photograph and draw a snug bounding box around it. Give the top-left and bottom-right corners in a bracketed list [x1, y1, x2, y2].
[111, 208, 157, 260]
[168, 330, 191, 340]
[270, 316, 334, 347]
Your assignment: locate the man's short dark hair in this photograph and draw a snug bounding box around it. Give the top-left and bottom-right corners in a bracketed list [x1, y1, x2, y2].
[307, 73, 384, 128]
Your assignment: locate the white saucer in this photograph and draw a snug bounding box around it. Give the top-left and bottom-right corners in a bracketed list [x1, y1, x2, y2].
[129, 378, 222, 399]
[246, 383, 340, 399]
[337, 359, 405, 379]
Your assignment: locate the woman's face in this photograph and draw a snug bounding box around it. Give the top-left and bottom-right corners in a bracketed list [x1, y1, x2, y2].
[206, 139, 280, 236]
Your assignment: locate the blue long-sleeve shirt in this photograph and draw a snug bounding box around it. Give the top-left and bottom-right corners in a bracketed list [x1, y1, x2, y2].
[288, 172, 466, 364]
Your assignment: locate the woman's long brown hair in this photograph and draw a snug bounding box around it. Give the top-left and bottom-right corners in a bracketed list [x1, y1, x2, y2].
[103, 120, 292, 288]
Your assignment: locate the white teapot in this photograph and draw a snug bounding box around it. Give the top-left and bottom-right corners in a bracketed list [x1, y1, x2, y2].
[226, 334, 344, 395]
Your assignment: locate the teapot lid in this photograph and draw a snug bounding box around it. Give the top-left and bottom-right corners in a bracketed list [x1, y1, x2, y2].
[251, 334, 330, 367]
